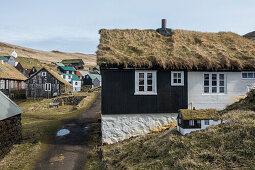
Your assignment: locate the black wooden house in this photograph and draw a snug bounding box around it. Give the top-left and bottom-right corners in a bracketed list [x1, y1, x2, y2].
[25, 67, 72, 98]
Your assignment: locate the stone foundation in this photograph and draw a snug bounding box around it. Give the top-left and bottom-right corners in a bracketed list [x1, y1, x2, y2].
[102, 113, 177, 144]
[0, 114, 22, 158]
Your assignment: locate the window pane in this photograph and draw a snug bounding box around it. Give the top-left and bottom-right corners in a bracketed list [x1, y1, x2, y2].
[212, 80, 217, 86]
[212, 87, 217, 93]
[204, 120, 209, 125]
[174, 73, 177, 78]
[242, 73, 247, 78]
[139, 86, 144, 91]
[220, 87, 224, 93]
[174, 79, 177, 83]
[147, 73, 152, 79]
[220, 81, 224, 86]
[248, 73, 253, 78]
[178, 79, 181, 83]
[139, 79, 144, 85]
[139, 73, 144, 78]
[219, 74, 224, 80]
[178, 73, 181, 78]
[147, 79, 152, 85]
[204, 87, 209, 93]
[204, 74, 209, 80]
[147, 86, 152, 91]
[204, 80, 209, 86]
[212, 74, 217, 80]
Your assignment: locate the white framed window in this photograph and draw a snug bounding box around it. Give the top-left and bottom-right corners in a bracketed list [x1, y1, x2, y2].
[0, 80, 5, 89]
[45, 83, 51, 91]
[204, 120, 209, 125]
[68, 75, 71, 79]
[189, 120, 195, 126]
[42, 72, 46, 76]
[203, 73, 226, 94]
[6, 80, 8, 89]
[75, 82, 78, 85]
[134, 70, 157, 95]
[241, 72, 255, 79]
[171, 71, 184, 86]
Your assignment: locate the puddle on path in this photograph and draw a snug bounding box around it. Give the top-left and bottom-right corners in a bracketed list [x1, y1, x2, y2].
[56, 129, 70, 137]
[83, 126, 90, 133]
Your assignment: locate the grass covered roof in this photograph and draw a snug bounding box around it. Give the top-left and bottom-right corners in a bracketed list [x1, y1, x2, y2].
[0, 63, 27, 80]
[97, 29, 255, 70]
[62, 59, 84, 64]
[179, 109, 220, 120]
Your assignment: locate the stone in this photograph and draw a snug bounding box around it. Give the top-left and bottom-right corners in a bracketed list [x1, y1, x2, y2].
[102, 113, 177, 144]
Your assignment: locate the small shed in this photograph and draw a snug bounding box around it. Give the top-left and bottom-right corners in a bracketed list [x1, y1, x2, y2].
[0, 91, 23, 156]
[177, 109, 221, 135]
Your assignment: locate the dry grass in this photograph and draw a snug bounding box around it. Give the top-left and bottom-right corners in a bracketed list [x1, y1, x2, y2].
[97, 29, 255, 70]
[0, 62, 27, 80]
[99, 110, 255, 169]
[180, 109, 219, 120]
[0, 41, 96, 66]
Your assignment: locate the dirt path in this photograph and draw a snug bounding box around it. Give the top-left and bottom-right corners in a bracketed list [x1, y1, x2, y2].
[34, 93, 101, 170]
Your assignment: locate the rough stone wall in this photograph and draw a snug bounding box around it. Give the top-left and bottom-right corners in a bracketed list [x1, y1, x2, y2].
[0, 114, 22, 158]
[54, 96, 86, 106]
[102, 113, 177, 144]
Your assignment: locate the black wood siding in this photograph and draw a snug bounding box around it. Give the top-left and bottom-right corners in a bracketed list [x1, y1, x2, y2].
[26, 68, 61, 98]
[101, 69, 188, 114]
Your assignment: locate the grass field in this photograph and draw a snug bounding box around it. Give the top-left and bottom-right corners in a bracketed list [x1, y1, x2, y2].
[0, 92, 98, 170]
[97, 110, 255, 169]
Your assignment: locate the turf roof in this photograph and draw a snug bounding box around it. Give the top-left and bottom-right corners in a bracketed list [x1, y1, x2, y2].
[0, 63, 27, 80]
[61, 59, 84, 64]
[179, 109, 220, 120]
[97, 29, 255, 70]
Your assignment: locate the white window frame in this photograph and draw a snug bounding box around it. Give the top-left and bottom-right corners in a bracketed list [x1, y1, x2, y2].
[204, 120, 209, 125]
[0, 80, 5, 89]
[42, 72, 46, 76]
[241, 72, 255, 79]
[171, 71, 184, 86]
[45, 83, 51, 91]
[134, 70, 157, 95]
[203, 72, 226, 94]
[189, 120, 195, 126]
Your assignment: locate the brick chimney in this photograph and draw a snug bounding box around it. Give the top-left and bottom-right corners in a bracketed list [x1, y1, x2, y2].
[156, 19, 172, 36]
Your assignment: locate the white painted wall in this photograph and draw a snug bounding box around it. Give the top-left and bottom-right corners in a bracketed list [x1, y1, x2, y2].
[102, 113, 177, 144]
[72, 80, 81, 92]
[188, 72, 255, 110]
[60, 74, 72, 83]
[177, 120, 221, 135]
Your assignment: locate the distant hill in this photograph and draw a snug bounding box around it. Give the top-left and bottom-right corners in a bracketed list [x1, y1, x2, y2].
[243, 31, 255, 42]
[0, 41, 96, 66]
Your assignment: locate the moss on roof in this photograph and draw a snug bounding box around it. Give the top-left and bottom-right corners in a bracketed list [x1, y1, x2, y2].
[59, 66, 76, 71]
[179, 109, 220, 120]
[0, 63, 27, 80]
[97, 29, 255, 70]
[61, 59, 84, 64]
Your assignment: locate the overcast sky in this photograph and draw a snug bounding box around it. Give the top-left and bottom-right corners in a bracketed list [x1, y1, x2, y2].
[1, 0, 255, 54]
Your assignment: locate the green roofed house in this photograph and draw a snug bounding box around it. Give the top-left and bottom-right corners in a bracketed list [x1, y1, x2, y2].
[58, 66, 76, 75]
[58, 73, 81, 92]
[61, 59, 84, 70]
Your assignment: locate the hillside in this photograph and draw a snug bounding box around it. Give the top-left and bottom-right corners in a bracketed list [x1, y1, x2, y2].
[0, 41, 96, 66]
[243, 31, 255, 42]
[87, 91, 255, 169]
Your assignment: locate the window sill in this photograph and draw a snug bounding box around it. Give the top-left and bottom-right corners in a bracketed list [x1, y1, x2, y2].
[134, 92, 157, 95]
[171, 84, 184, 86]
[202, 93, 226, 95]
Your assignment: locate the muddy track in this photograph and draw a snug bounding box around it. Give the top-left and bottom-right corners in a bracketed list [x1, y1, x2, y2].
[34, 93, 101, 170]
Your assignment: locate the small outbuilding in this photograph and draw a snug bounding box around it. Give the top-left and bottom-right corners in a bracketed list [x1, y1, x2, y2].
[177, 109, 221, 135]
[0, 91, 23, 157]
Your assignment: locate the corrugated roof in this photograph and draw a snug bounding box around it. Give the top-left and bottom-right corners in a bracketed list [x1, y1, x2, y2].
[0, 63, 27, 80]
[88, 73, 101, 81]
[0, 91, 23, 121]
[179, 109, 220, 120]
[76, 71, 83, 77]
[59, 66, 76, 71]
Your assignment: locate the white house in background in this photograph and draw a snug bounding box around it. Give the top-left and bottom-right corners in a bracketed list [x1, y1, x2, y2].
[59, 73, 81, 92]
[177, 109, 221, 135]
